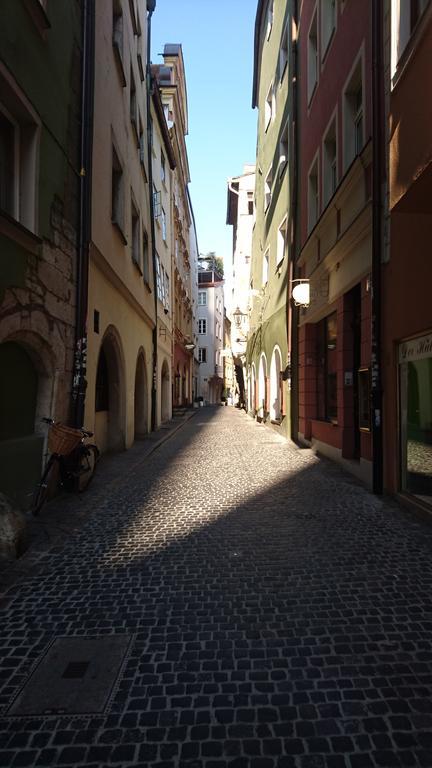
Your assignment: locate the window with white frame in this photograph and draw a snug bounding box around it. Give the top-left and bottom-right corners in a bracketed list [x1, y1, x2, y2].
[198, 347, 207, 363]
[343, 59, 363, 170]
[161, 206, 167, 241]
[262, 248, 269, 286]
[198, 319, 207, 334]
[130, 67, 137, 127]
[160, 266, 166, 305]
[308, 158, 319, 233]
[279, 122, 289, 176]
[308, 10, 318, 103]
[323, 118, 337, 206]
[0, 78, 39, 231]
[198, 291, 207, 306]
[279, 22, 289, 82]
[264, 166, 273, 212]
[131, 199, 140, 266]
[321, 0, 336, 56]
[247, 191, 254, 216]
[142, 228, 150, 285]
[163, 268, 170, 312]
[113, 0, 124, 62]
[112, 146, 124, 233]
[0, 110, 16, 218]
[266, 0, 274, 39]
[277, 217, 288, 267]
[391, 0, 430, 76]
[161, 150, 166, 184]
[155, 252, 163, 300]
[265, 82, 274, 131]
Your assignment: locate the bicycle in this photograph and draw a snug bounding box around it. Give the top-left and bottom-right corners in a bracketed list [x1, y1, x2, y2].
[32, 418, 100, 516]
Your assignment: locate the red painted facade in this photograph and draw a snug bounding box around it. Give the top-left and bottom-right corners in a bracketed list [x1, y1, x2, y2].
[296, 2, 373, 477]
[299, 2, 372, 246]
[383, 14, 432, 497]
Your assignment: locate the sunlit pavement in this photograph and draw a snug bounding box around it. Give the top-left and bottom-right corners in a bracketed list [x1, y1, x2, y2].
[1, 407, 432, 768]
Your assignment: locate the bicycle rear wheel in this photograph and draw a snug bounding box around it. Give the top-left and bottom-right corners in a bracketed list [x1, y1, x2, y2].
[76, 444, 99, 492]
[32, 455, 56, 516]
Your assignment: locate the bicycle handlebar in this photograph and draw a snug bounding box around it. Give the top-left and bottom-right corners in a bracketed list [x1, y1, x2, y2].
[41, 418, 93, 438]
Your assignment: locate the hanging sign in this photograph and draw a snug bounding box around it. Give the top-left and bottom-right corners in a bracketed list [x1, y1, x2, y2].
[399, 332, 432, 363]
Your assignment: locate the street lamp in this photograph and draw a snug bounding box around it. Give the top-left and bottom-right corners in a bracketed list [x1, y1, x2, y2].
[232, 306, 247, 329]
[291, 279, 310, 307]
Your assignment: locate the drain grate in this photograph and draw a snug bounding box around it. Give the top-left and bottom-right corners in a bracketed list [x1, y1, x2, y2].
[8, 635, 132, 716]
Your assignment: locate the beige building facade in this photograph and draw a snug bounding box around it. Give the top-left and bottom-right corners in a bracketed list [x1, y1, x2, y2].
[85, 0, 155, 453]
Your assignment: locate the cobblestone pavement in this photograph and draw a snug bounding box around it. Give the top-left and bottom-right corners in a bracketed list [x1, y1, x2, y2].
[1, 407, 432, 768]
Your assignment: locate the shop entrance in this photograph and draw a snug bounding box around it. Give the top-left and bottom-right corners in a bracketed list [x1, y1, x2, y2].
[400, 333, 432, 505]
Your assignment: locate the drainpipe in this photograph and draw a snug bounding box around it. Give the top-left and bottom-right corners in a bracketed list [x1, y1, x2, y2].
[146, 0, 158, 432]
[371, 0, 384, 494]
[72, 0, 95, 428]
[289, 0, 299, 443]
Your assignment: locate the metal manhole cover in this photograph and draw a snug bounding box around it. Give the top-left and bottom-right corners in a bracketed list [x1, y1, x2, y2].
[8, 635, 132, 716]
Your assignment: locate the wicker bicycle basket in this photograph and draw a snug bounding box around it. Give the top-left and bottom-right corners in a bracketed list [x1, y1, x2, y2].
[48, 423, 83, 456]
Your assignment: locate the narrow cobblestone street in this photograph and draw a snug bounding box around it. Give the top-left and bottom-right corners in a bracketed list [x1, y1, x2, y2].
[1, 408, 432, 768]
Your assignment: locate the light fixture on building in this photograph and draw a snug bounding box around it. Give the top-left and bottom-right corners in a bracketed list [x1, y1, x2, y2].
[291, 279, 310, 307]
[185, 343, 195, 351]
[232, 306, 247, 329]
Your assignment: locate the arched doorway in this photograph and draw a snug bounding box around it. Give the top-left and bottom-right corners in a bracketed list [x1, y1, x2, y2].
[270, 346, 282, 421]
[0, 339, 47, 508]
[258, 354, 267, 418]
[250, 364, 256, 413]
[134, 351, 148, 439]
[95, 327, 125, 453]
[161, 359, 170, 422]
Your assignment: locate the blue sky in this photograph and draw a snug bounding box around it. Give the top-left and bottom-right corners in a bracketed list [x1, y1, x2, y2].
[151, 0, 257, 271]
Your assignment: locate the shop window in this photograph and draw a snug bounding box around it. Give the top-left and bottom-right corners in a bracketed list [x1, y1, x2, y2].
[317, 312, 338, 422]
[400, 335, 432, 504]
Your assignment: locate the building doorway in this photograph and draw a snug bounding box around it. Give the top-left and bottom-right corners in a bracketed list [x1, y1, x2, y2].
[134, 352, 148, 439]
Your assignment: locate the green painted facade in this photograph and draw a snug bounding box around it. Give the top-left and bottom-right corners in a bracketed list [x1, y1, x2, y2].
[248, 0, 291, 438]
[0, 1, 82, 508]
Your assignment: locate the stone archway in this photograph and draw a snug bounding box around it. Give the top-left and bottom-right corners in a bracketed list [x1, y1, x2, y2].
[270, 346, 282, 421]
[0, 334, 55, 508]
[134, 350, 148, 439]
[95, 326, 125, 453]
[161, 359, 171, 422]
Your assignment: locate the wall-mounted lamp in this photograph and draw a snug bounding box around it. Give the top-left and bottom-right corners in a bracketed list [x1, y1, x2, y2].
[232, 306, 247, 329]
[291, 279, 310, 308]
[185, 343, 195, 351]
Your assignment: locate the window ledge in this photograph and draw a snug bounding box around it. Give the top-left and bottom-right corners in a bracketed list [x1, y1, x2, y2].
[112, 219, 127, 245]
[24, 0, 51, 38]
[0, 210, 41, 255]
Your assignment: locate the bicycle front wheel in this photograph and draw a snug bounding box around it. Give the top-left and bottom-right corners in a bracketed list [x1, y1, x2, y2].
[76, 444, 99, 492]
[32, 455, 56, 516]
